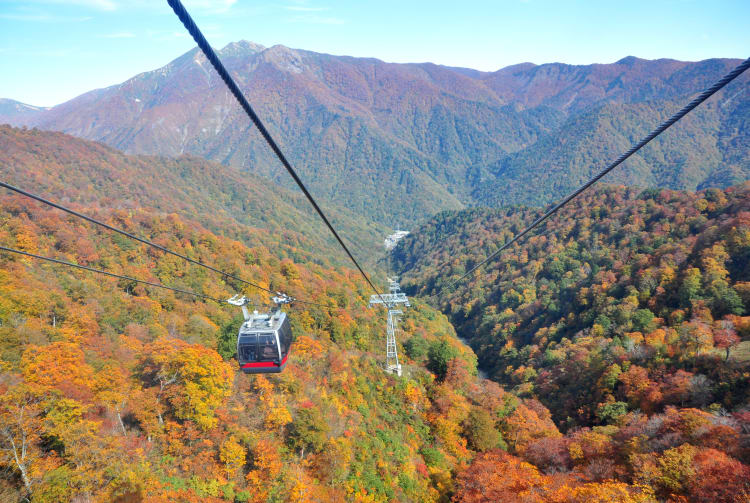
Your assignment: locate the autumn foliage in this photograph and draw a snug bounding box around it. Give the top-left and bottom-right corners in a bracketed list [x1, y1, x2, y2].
[0, 157, 475, 502]
[2, 126, 750, 501]
[397, 184, 750, 502]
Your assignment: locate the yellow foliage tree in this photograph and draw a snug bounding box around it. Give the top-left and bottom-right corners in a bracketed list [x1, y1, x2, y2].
[219, 436, 245, 479]
[139, 338, 233, 430]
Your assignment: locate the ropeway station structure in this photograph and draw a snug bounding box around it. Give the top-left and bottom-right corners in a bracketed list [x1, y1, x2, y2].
[384, 228, 409, 251]
[370, 276, 410, 376]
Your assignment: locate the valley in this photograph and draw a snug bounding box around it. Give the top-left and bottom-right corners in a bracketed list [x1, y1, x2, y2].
[0, 28, 749, 503]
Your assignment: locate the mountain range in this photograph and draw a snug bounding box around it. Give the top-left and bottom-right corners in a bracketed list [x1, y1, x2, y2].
[2, 41, 750, 502]
[2, 42, 747, 225]
[0, 98, 48, 120]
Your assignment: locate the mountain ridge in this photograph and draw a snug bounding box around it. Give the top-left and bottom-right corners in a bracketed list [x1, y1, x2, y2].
[1, 44, 747, 226]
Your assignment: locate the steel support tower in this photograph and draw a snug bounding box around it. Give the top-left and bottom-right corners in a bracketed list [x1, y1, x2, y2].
[369, 276, 410, 376]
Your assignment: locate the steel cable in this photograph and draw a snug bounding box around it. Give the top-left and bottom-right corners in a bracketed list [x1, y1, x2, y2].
[166, 0, 385, 304]
[0, 245, 223, 302]
[0, 181, 332, 310]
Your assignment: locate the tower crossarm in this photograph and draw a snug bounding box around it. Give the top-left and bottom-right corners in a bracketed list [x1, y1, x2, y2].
[369, 293, 410, 308]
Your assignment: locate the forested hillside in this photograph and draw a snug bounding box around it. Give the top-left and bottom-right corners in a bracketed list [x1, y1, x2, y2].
[2, 183, 674, 502]
[473, 91, 750, 207]
[0, 188, 473, 502]
[3, 46, 747, 224]
[0, 126, 386, 267]
[3, 124, 729, 501]
[2, 49, 749, 499]
[395, 183, 750, 501]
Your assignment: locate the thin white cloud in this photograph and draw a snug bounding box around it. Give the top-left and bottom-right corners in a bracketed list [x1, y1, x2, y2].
[282, 3, 342, 25]
[0, 12, 92, 22]
[14, 0, 236, 13]
[200, 23, 226, 38]
[71, 0, 116, 9]
[101, 31, 136, 39]
[183, 0, 237, 13]
[21, 0, 117, 10]
[0, 48, 73, 57]
[145, 29, 187, 41]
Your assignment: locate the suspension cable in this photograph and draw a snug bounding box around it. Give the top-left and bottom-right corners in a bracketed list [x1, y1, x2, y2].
[0, 245, 223, 302]
[0, 181, 333, 310]
[0, 180, 274, 294]
[446, 56, 750, 289]
[428, 218, 556, 274]
[166, 0, 385, 304]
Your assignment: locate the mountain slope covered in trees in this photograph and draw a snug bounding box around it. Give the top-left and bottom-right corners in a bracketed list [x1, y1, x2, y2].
[396, 183, 750, 421]
[0, 127, 486, 500]
[474, 90, 750, 207]
[2, 45, 748, 224]
[5, 123, 739, 502]
[2, 51, 750, 498]
[2, 167, 675, 502]
[0, 125, 386, 267]
[0, 188, 471, 502]
[394, 183, 750, 501]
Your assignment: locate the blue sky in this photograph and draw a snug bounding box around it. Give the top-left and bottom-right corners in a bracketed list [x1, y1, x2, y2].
[1, 0, 748, 107]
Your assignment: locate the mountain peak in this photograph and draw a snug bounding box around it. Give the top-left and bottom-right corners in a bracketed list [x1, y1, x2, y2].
[219, 40, 265, 57]
[0, 98, 49, 123]
[495, 62, 537, 74]
[262, 44, 306, 73]
[0, 98, 46, 111]
[615, 55, 644, 66]
[267, 43, 294, 53]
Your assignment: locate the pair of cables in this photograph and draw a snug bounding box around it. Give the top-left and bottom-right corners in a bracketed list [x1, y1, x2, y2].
[0, 181, 330, 309]
[3, 0, 385, 309]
